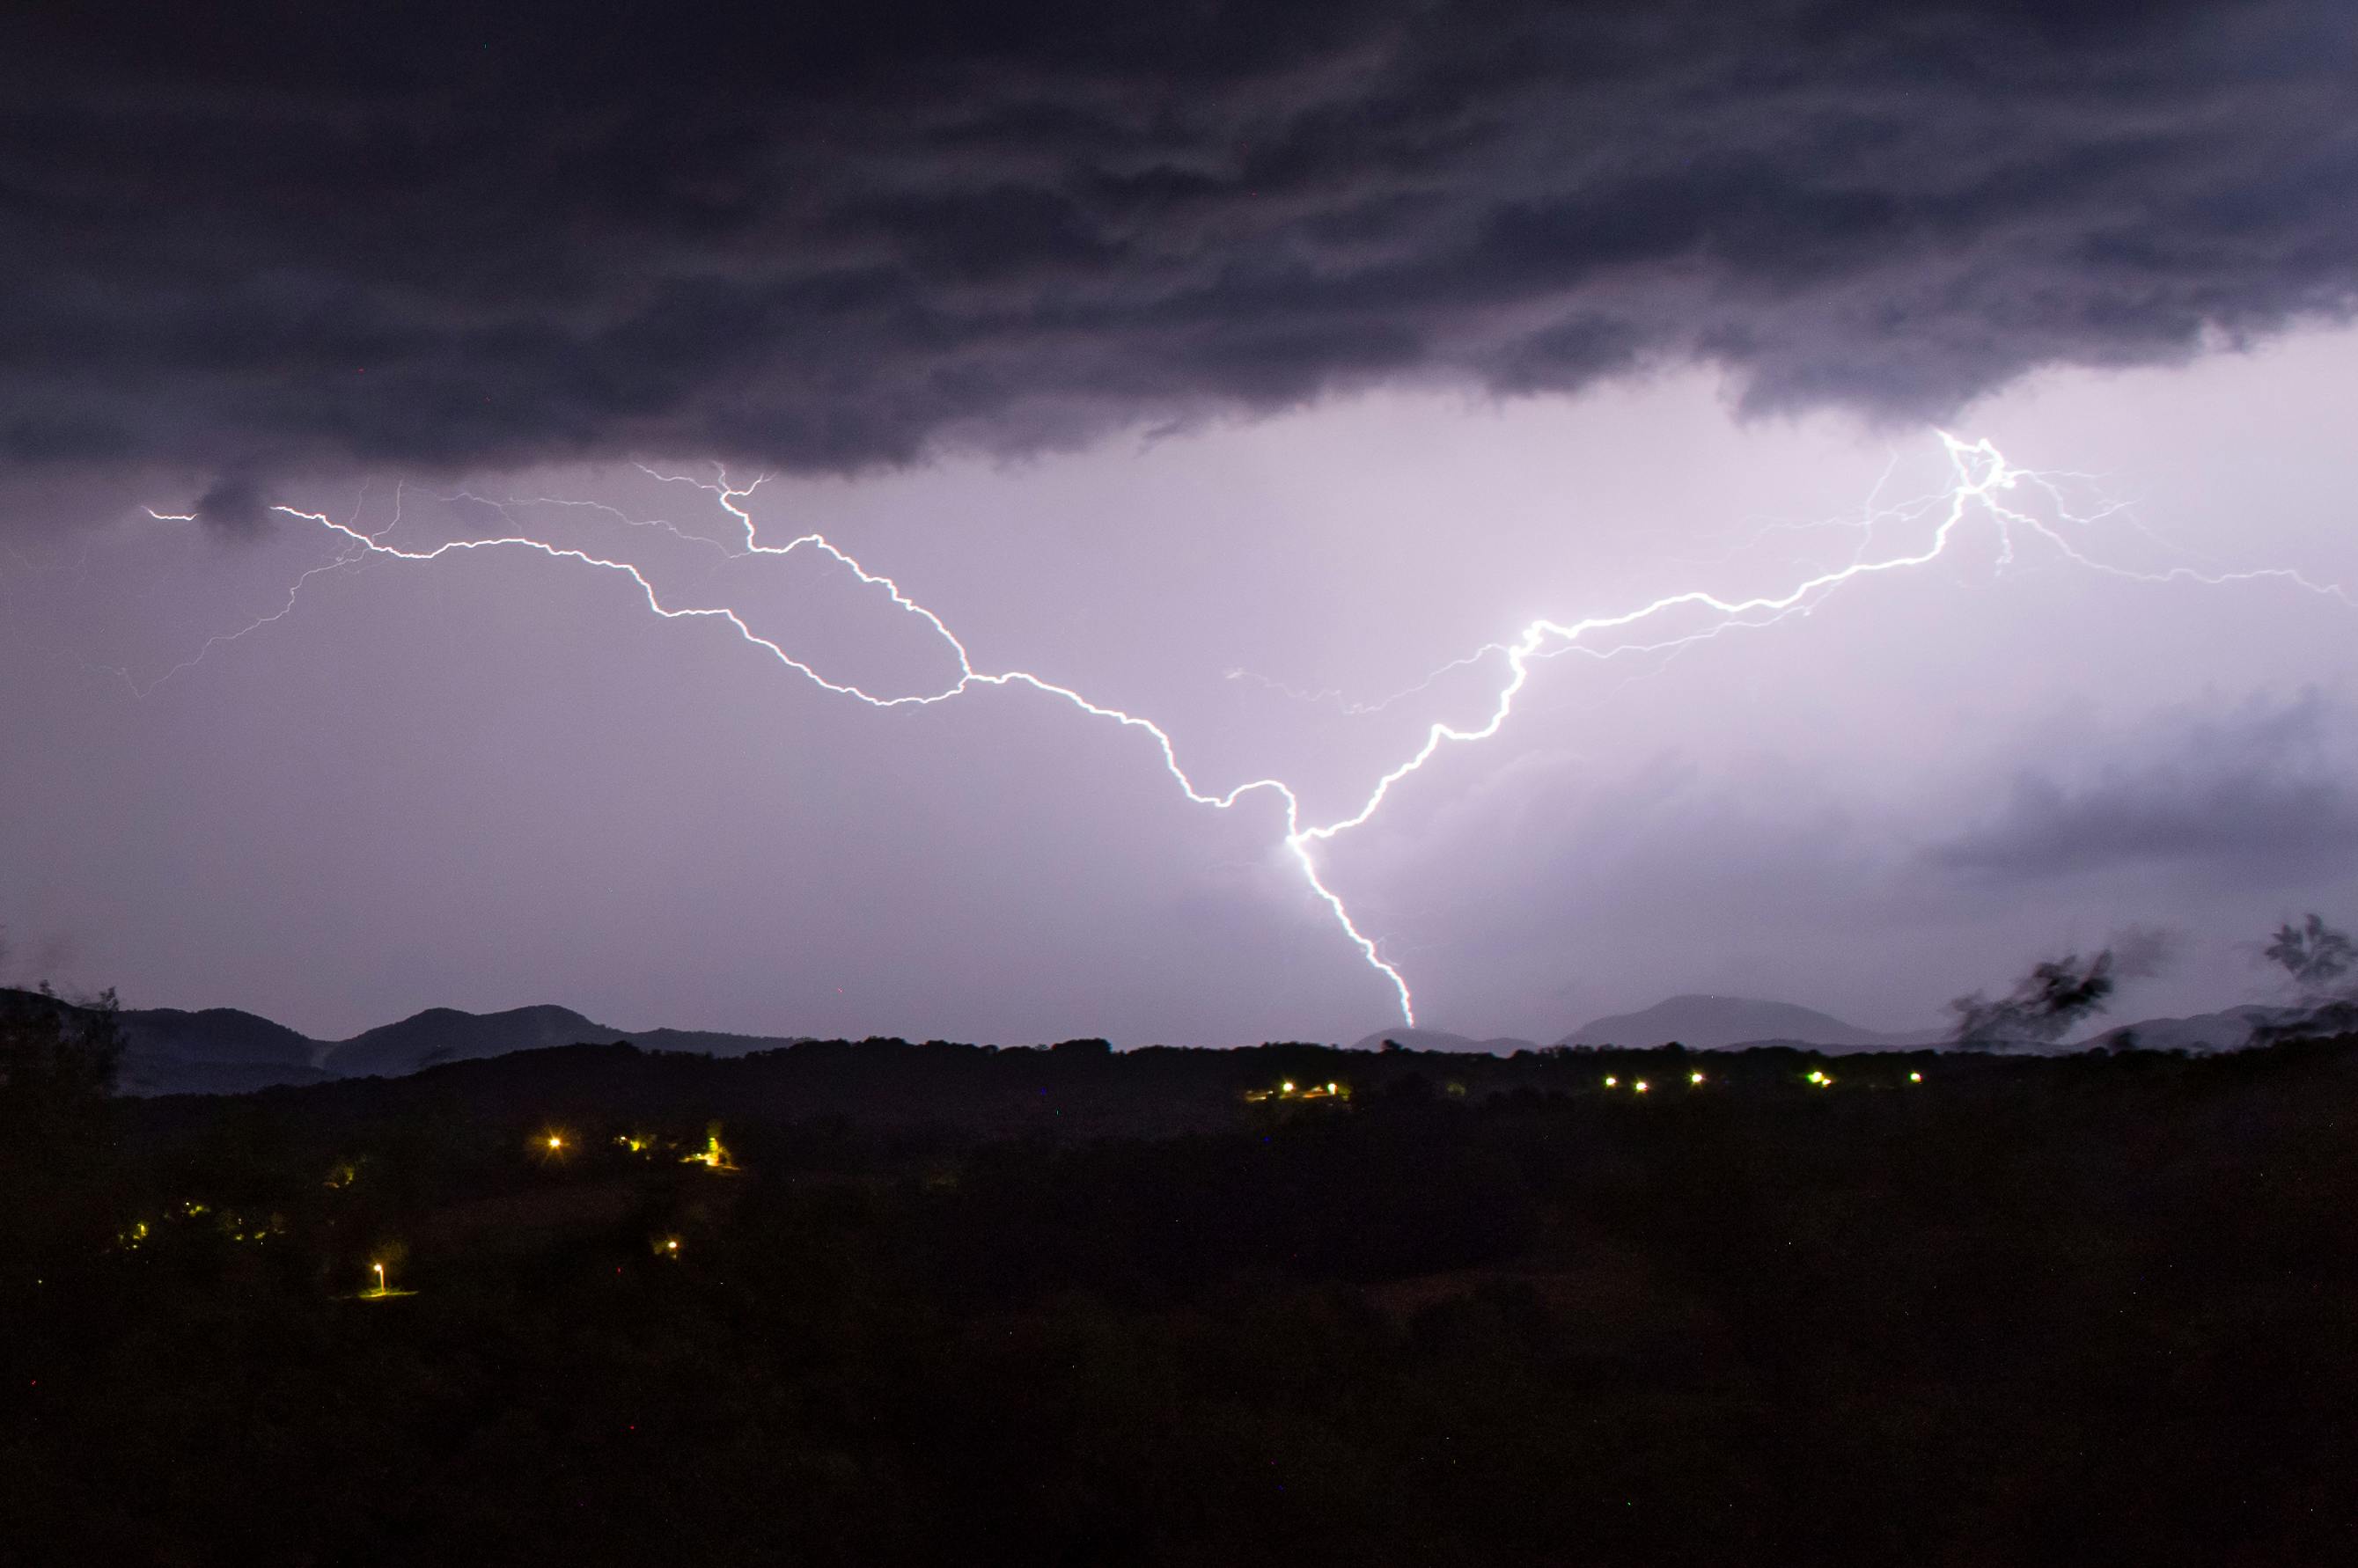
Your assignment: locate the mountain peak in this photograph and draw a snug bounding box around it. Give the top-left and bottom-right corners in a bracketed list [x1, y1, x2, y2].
[1560, 994, 1928, 1051]
[325, 1003, 616, 1077]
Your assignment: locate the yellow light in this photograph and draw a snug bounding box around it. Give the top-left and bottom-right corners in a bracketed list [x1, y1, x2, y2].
[1909, 1071, 1922, 1083]
[666, 1240, 678, 1252]
[1603, 1076, 1618, 1088]
[1282, 1081, 1295, 1094]
[682, 1131, 735, 1170]
[1806, 1070, 1825, 1083]
[547, 1134, 562, 1150]
[1634, 1080, 1650, 1093]
[1327, 1082, 1339, 1095]
[1690, 1072, 1705, 1084]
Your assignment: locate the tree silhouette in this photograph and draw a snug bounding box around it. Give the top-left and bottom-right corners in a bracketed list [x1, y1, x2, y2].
[0, 985, 122, 1114]
[1950, 950, 2117, 1046]
[2255, 914, 2358, 1044]
[1, 986, 125, 1259]
[2264, 914, 2354, 998]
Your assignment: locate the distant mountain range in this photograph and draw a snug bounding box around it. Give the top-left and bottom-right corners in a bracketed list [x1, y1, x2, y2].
[3, 991, 815, 1096]
[328, 1005, 622, 1078]
[8, 985, 2312, 1096]
[320, 1005, 823, 1080]
[1342, 997, 1930, 1055]
[1557, 994, 1937, 1051]
[2084, 1005, 2298, 1054]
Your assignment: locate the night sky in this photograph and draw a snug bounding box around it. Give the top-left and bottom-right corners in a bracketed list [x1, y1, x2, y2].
[2, 0, 2353, 1044]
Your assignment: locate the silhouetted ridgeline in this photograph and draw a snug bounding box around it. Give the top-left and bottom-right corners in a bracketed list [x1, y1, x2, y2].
[9, 1007, 2358, 1563]
[40, 989, 826, 1095]
[64, 982, 2297, 1096]
[107, 1029, 2282, 1144]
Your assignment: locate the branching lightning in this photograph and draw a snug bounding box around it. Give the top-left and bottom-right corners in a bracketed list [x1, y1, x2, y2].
[139, 433, 2349, 1026]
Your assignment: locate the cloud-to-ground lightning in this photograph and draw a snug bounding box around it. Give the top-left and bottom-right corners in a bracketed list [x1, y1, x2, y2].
[143, 434, 2348, 1026]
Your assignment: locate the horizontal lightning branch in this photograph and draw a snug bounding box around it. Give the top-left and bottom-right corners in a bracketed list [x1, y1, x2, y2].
[147, 434, 2348, 1025]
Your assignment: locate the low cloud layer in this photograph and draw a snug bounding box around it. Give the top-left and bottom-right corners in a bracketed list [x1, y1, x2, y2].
[1933, 689, 2358, 878]
[4, 0, 2354, 492]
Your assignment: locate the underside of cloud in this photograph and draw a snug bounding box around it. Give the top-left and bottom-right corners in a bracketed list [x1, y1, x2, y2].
[4, 0, 2353, 487]
[1932, 688, 2358, 878]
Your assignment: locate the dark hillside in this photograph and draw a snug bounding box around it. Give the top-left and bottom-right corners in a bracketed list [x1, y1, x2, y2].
[9, 1025, 2358, 1564]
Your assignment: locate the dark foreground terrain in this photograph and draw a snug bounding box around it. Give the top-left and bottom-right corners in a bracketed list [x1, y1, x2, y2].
[6, 1015, 2358, 1564]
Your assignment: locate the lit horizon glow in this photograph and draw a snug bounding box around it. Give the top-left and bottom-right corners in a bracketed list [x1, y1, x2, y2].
[142, 432, 2351, 1027]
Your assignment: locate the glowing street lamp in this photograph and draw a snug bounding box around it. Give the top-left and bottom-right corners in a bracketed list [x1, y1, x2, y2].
[1633, 1080, 1650, 1094]
[1909, 1071, 1923, 1083]
[1690, 1072, 1706, 1085]
[1603, 1076, 1619, 1088]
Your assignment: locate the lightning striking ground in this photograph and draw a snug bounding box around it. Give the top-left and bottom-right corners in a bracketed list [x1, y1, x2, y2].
[143, 434, 2348, 1026]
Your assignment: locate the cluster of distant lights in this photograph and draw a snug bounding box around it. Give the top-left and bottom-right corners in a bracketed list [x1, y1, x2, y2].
[145, 1062, 1950, 1300]
[116, 1198, 285, 1251]
[380, 1072, 1947, 1293]
[1597, 1066, 1923, 1091]
[112, 1129, 744, 1298]
[142, 433, 2350, 1028]
[1249, 1066, 1930, 1100]
[1245, 1079, 1348, 1103]
[547, 1127, 740, 1169]
[351, 1127, 737, 1295]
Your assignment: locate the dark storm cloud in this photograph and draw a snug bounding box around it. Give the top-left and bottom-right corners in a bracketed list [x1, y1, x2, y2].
[1932, 690, 2358, 878]
[4, 0, 2353, 487]
[189, 473, 274, 541]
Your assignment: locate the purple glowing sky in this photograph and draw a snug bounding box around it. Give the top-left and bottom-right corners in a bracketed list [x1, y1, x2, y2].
[4, 1, 2354, 1044]
[4, 331, 2353, 1044]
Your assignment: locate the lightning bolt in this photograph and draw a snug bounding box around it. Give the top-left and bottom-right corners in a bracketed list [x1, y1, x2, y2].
[139, 433, 2347, 1027]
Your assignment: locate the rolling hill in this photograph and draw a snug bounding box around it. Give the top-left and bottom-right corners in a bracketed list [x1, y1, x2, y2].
[1559, 994, 1935, 1051]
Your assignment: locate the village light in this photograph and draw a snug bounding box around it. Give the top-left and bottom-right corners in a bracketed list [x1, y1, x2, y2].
[684, 1130, 736, 1170]
[1690, 1072, 1705, 1085]
[1634, 1081, 1649, 1093]
[1282, 1081, 1295, 1094]
[1603, 1076, 1618, 1088]
[1910, 1071, 1923, 1083]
